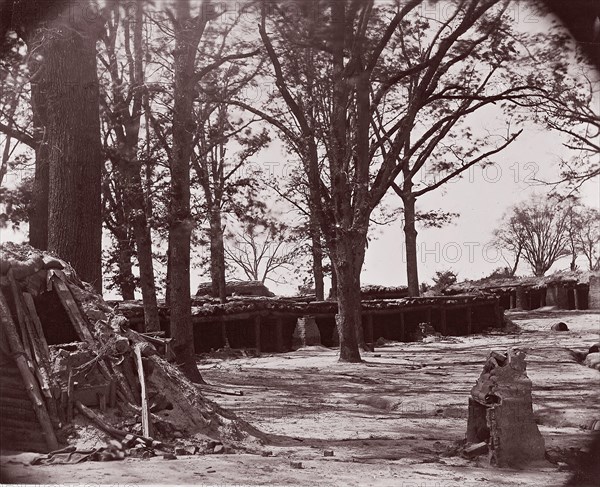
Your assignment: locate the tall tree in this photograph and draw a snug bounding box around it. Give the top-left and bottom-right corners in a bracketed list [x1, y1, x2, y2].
[42, 2, 106, 290]
[165, 0, 259, 381]
[493, 195, 571, 276]
[2, 0, 108, 289]
[575, 207, 600, 271]
[98, 0, 160, 329]
[225, 220, 302, 284]
[168, 0, 208, 382]
[244, 0, 539, 361]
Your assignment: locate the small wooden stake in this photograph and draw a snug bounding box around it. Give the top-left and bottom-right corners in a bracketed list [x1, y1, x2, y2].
[134, 343, 152, 438]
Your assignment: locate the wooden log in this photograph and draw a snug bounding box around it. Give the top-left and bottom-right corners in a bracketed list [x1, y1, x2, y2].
[134, 343, 152, 438]
[120, 357, 141, 405]
[8, 274, 55, 405]
[6, 271, 34, 362]
[0, 289, 59, 451]
[22, 292, 51, 363]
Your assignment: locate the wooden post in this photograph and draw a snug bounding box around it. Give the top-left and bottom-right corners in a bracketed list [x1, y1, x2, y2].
[466, 305, 473, 335]
[573, 288, 580, 310]
[399, 311, 405, 341]
[275, 317, 284, 352]
[509, 293, 515, 309]
[366, 313, 374, 348]
[254, 315, 261, 354]
[440, 307, 447, 336]
[134, 344, 152, 438]
[494, 300, 502, 329]
[0, 289, 59, 451]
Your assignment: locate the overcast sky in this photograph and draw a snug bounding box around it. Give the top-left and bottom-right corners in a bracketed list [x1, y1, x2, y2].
[0, 1, 598, 298]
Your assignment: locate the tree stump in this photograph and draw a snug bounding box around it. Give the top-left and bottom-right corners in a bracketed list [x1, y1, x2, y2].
[466, 349, 546, 468]
[292, 316, 321, 349]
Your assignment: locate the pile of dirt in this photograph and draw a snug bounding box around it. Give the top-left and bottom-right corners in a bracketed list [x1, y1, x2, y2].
[0, 243, 265, 458]
[196, 280, 274, 298]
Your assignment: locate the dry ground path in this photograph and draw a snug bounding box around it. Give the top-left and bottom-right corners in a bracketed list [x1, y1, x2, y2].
[2, 310, 598, 486]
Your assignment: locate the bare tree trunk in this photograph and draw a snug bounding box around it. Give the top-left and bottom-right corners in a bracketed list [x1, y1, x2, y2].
[45, 22, 102, 291]
[130, 189, 160, 331]
[333, 236, 364, 363]
[29, 77, 49, 250]
[209, 205, 230, 347]
[309, 214, 324, 300]
[209, 206, 227, 303]
[115, 234, 136, 300]
[26, 25, 51, 250]
[169, 0, 204, 383]
[125, 0, 160, 332]
[402, 192, 420, 297]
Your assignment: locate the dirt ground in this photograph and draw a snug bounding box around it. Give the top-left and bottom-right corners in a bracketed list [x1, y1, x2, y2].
[1, 309, 599, 486]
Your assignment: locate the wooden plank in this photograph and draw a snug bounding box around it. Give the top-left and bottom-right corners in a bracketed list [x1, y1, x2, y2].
[133, 344, 152, 438]
[22, 292, 51, 362]
[7, 272, 57, 421]
[6, 271, 34, 363]
[0, 289, 58, 451]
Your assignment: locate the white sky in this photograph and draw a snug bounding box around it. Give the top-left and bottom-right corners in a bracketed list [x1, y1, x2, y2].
[0, 1, 598, 298]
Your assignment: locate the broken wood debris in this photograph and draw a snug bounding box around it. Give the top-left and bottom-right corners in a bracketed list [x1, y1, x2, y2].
[1, 242, 265, 456]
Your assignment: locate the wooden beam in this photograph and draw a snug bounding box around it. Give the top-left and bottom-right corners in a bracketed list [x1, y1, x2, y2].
[134, 344, 152, 438]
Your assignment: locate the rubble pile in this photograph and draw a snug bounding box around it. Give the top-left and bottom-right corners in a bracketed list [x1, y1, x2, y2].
[0, 243, 264, 458]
